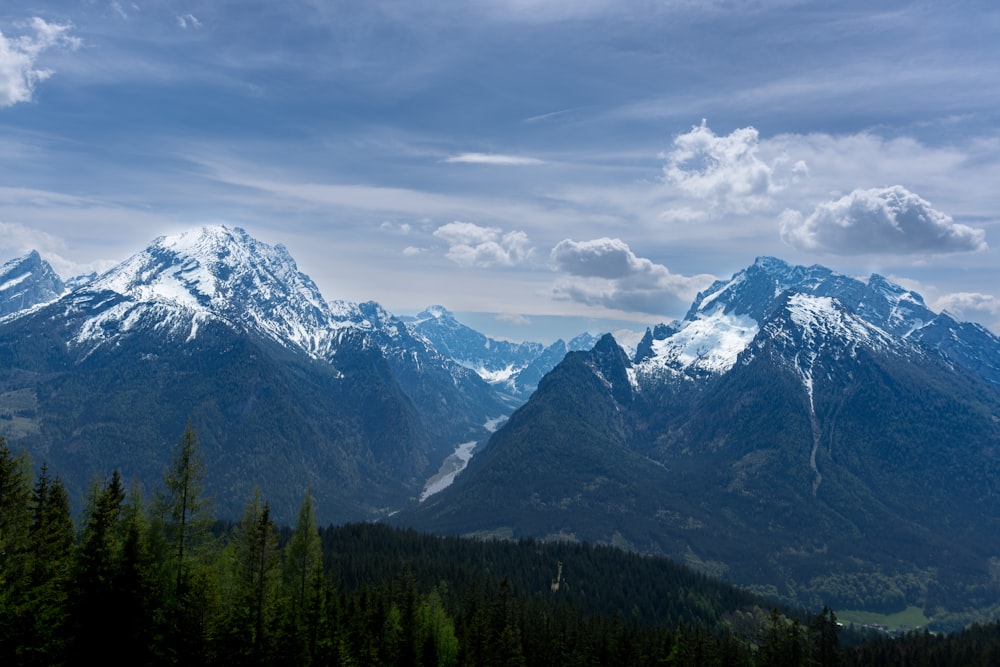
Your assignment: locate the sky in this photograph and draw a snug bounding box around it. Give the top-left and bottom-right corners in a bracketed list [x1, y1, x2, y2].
[1, 0, 999, 344]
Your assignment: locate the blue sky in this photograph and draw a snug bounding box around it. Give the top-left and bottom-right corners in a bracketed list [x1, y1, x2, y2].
[1, 1, 999, 343]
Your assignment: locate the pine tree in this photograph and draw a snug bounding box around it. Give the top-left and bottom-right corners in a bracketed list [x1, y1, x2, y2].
[113, 487, 162, 664]
[0, 438, 32, 662]
[69, 470, 127, 665]
[21, 466, 74, 665]
[281, 491, 325, 665]
[154, 422, 216, 663]
[227, 489, 282, 665]
[159, 421, 212, 600]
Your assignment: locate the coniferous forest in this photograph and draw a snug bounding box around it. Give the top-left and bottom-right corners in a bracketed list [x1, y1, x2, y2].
[2, 430, 999, 666]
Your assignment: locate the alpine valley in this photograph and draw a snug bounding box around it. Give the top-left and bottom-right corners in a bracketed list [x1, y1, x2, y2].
[0, 226, 582, 522]
[3, 228, 1000, 622]
[401, 257, 1000, 622]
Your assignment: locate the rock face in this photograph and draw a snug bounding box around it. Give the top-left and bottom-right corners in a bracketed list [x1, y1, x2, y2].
[402, 257, 1000, 618]
[0, 251, 65, 317]
[0, 226, 507, 523]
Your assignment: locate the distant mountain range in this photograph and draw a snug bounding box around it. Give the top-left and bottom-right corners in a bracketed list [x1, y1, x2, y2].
[402, 257, 1000, 619]
[0, 226, 593, 522]
[403, 305, 599, 406]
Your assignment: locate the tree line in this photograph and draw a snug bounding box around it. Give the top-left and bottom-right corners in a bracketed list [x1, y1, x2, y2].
[2, 428, 999, 666]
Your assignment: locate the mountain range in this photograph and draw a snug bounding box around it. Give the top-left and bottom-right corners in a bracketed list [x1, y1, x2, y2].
[402, 256, 1000, 619]
[4, 228, 1000, 619]
[0, 226, 586, 521]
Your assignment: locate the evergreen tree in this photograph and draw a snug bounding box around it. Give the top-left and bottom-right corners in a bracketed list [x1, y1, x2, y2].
[21, 466, 74, 665]
[0, 438, 32, 663]
[281, 490, 325, 665]
[113, 487, 163, 665]
[155, 422, 216, 664]
[159, 421, 212, 599]
[68, 470, 127, 665]
[226, 489, 282, 665]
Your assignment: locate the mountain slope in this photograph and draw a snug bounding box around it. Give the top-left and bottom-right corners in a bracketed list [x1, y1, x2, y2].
[401, 259, 1000, 618]
[0, 226, 505, 522]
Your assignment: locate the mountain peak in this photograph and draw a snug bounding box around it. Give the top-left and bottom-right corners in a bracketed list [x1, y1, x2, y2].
[418, 305, 453, 319]
[0, 250, 65, 317]
[73, 225, 350, 358]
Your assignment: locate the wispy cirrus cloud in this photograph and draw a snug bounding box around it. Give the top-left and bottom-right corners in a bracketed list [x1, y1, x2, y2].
[444, 153, 544, 166]
[433, 221, 534, 268]
[780, 185, 988, 256]
[549, 237, 714, 315]
[0, 17, 81, 107]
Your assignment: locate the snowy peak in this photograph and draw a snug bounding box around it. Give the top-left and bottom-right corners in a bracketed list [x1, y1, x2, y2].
[0, 250, 65, 317]
[855, 274, 934, 337]
[81, 225, 351, 356]
[755, 292, 899, 363]
[638, 256, 998, 387]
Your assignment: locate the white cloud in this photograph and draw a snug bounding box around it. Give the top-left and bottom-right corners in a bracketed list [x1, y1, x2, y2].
[662, 120, 801, 213]
[379, 221, 412, 234]
[444, 153, 544, 166]
[0, 17, 80, 107]
[933, 292, 1000, 330]
[549, 237, 715, 315]
[496, 312, 531, 326]
[402, 246, 424, 256]
[780, 185, 988, 256]
[177, 14, 202, 30]
[433, 221, 534, 268]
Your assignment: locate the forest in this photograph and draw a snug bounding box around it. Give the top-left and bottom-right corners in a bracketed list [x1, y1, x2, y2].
[2, 429, 999, 666]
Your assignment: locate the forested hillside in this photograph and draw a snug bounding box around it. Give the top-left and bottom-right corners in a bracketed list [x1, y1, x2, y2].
[2, 431, 999, 666]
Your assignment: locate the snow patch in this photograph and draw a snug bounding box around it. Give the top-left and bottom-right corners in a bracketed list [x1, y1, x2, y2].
[647, 310, 758, 374]
[0, 271, 31, 292]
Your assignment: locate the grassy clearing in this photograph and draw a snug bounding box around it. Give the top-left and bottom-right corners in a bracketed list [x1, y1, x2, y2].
[836, 605, 929, 630]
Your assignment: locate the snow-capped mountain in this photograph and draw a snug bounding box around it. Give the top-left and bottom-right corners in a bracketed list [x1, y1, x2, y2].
[67, 226, 358, 361]
[633, 256, 1000, 388]
[0, 226, 506, 522]
[0, 250, 65, 318]
[404, 305, 600, 403]
[404, 256, 1000, 622]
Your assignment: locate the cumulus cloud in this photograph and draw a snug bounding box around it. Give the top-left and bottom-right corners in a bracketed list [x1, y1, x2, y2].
[433, 221, 533, 268]
[0, 17, 81, 107]
[662, 120, 803, 213]
[549, 237, 715, 314]
[444, 153, 544, 166]
[780, 185, 988, 255]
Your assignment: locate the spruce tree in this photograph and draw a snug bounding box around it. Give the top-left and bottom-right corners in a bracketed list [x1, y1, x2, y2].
[0, 438, 32, 662]
[22, 466, 74, 665]
[69, 470, 127, 665]
[281, 491, 325, 665]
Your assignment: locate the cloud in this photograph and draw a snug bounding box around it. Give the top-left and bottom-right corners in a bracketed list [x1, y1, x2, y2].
[496, 312, 531, 326]
[0, 17, 81, 107]
[177, 14, 202, 30]
[549, 237, 715, 315]
[933, 292, 1000, 330]
[780, 185, 988, 255]
[444, 153, 544, 166]
[662, 120, 802, 213]
[433, 221, 534, 268]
